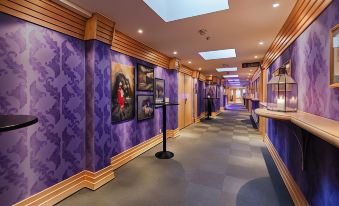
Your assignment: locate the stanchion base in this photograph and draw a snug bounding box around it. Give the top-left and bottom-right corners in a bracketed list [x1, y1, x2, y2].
[155, 151, 174, 159]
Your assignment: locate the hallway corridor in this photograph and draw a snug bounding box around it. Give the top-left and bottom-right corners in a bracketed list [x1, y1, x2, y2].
[57, 108, 292, 206]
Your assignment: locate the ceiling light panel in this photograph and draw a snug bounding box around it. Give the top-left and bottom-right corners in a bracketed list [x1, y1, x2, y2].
[216, 67, 238, 72]
[223, 75, 239, 78]
[143, 0, 229, 22]
[199, 49, 236, 60]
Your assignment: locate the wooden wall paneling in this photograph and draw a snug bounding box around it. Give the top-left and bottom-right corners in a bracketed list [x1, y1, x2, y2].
[112, 31, 170, 68]
[198, 73, 206, 81]
[0, 0, 87, 39]
[85, 13, 115, 45]
[179, 64, 194, 76]
[169, 58, 180, 70]
[262, 0, 332, 70]
[178, 72, 185, 129]
[184, 75, 193, 127]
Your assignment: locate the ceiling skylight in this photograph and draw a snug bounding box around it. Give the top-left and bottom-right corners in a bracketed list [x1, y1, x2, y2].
[143, 0, 229, 22]
[216, 67, 237, 72]
[223, 75, 238, 78]
[199, 49, 236, 60]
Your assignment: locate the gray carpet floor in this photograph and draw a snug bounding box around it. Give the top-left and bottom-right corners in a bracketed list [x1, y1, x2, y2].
[57, 105, 293, 206]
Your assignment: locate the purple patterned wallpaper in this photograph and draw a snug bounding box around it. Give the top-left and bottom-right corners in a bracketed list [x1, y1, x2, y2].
[267, 0, 339, 205]
[0, 13, 86, 205]
[85, 40, 114, 171]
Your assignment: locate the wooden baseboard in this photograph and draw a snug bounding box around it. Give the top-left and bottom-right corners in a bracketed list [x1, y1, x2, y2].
[111, 129, 179, 170]
[195, 112, 207, 123]
[14, 167, 115, 206]
[14, 128, 179, 206]
[212, 111, 221, 117]
[264, 135, 309, 206]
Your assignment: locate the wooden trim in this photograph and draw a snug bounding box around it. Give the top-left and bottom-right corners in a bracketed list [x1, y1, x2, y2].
[264, 135, 309, 206]
[0, 0, 87, 39]
[112, 30, 170, 69]
[179, 64, 194, 76]
[198, 73, 206, 81]
[111, 129, 179, 170]
[195, 112, 207, 123]
[262, 0, 332, 70]
[14, 167, 115, 206]
[255, 109, 339, 148]
[169, 58, 180, 70]
[330, 24, 339, 87]
[212, 111, 221, 117]
[84, 13, 115, 45]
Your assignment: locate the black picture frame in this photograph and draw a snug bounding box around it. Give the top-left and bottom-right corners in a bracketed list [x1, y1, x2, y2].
[111, 62, 135, 124]
[137, 64, 154, 92]
[154, 78, 165, 108]
[206, 85, 216, 98]
[137, 95, 155, 121]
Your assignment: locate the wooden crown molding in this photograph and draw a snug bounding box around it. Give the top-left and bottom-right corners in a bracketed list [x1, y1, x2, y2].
[112, 30, 170, 69]
[84, 13, 115, 45]
[179, 64, 194, 76]
[0, 0, 87, 39]
[262, 0, 332, 70]
[0, 0, 172, 69]
[198, 73, 206, 81]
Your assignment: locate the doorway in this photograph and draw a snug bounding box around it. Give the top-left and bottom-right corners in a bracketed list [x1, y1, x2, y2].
[178, 72, 193, 129]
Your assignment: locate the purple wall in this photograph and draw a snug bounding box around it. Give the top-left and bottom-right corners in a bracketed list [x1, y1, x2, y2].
[0, 13, 86, 205]
[197, 80, 206, 116]
[267, 0, 339, 205]
[0, 12, 179, 205]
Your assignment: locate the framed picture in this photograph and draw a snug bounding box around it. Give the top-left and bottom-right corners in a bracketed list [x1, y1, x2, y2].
[330, 24, 339, 87]
[206, 85, 216, 98]
[155, 78, 165, 108]
[137, 64, 154, 91]
[111, 62, 135, 123]
[137, 95, 154, 121]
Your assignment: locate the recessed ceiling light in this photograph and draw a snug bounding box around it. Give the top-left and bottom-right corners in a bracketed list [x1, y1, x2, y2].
[254, 56, 258, 59]
[173, 51, 177, 55]
[199, 49, 236, 60]
[273, 3, 280, 8]
[198, 67, 202, 71]
[143, 0, 230, 22]
[188, 61, 192, 64]
[250, 69, 253, 72]
[216, 67, 238, 72]
[223, 75, 239, 78]
[138, 29, 143, 34]
[259, 42, 264, 45]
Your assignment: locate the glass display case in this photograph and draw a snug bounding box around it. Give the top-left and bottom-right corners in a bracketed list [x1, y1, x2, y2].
[330, 24, 339, 87]
[267, 63, 297, 112]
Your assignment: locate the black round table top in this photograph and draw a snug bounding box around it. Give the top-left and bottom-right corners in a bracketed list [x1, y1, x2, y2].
[153, 102, 179, 106]
[0, 115, 38, 132]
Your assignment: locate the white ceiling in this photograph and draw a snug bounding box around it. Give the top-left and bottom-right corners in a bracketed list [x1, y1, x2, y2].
[70, 0, 296, 80]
